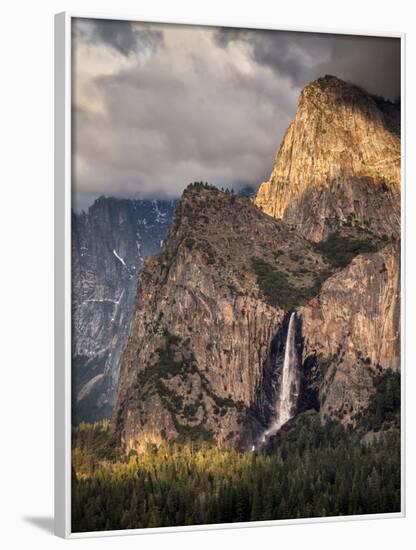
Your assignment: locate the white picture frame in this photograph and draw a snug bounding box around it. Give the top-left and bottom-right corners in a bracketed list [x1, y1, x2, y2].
[54, 11, 406, 539]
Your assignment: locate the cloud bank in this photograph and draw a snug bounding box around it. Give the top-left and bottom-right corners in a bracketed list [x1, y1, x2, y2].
[72, 19, 400, 211]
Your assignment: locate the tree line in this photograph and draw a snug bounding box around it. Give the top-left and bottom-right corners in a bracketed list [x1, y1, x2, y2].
[72, 397, 400, 532]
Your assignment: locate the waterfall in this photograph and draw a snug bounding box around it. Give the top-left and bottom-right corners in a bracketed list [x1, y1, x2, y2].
[260, 312, 300, 443]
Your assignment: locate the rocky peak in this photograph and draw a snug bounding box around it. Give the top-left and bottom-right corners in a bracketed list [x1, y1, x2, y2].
[255, 76, 400, 242]
[302, 74, 372, 101]
[113, 184, 333, 451]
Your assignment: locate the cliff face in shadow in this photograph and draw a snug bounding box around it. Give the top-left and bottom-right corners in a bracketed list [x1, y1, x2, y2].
[72, 197, 177, 422]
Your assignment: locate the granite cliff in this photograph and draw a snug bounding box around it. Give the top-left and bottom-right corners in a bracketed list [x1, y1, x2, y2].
[113, 184, 332, 450]
[72, 197, 177, 422]
[113, 76, 400, 451]
[299, 243, 400, 428]
[255, 75, 400, 243]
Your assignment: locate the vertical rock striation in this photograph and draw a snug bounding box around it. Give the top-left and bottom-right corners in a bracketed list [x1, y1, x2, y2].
[299, 243, 400, 426]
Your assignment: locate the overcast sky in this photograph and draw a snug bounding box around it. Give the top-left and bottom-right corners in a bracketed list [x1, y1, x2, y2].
[72, 18, 400, 211]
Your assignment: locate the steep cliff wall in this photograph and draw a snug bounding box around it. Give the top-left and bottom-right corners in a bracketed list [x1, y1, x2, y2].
[72, 197, 177, 421]
[255, 76, 400, 242]
[299, 243, 400, 426]
[113, 184, 331, 450]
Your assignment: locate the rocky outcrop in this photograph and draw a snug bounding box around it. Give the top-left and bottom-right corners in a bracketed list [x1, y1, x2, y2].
[255, 76, 400, 242]
[299, 243, 400, 426]
[113, 184, 331, 451]
[72, 197, 177, 422]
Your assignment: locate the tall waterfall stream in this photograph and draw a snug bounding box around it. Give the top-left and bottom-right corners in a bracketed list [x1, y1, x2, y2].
[258, 312, 300, 446]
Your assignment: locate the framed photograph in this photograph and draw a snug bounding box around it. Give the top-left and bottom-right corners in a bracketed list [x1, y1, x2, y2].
[55, 12, 404, 538]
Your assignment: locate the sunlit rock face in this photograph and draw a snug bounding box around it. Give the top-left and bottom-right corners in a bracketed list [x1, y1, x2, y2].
[113, 184, 330, 451]
[299, 243, 400, 427]
[113, 76, 401, 452]
[72, 197, 177, 422]
[255, 75, 400, 242]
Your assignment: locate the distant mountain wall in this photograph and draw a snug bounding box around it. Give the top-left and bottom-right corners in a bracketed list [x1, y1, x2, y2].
[72, 197, 177, 422]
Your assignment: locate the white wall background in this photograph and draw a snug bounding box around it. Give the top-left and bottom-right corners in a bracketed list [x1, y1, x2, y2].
[0, 1, 415, 548]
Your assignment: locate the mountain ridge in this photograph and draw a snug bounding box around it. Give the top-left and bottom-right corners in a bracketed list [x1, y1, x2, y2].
[255, 75, 400, 242]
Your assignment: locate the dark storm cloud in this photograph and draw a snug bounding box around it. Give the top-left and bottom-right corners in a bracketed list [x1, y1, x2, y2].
[72, 18, 164, 56]
[215, 28, 401, 99]
[72, 23, 298, 209]
[319, 34, 401, 100]
[215, 29, 328, 85]
[72, 21, 401, 210]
